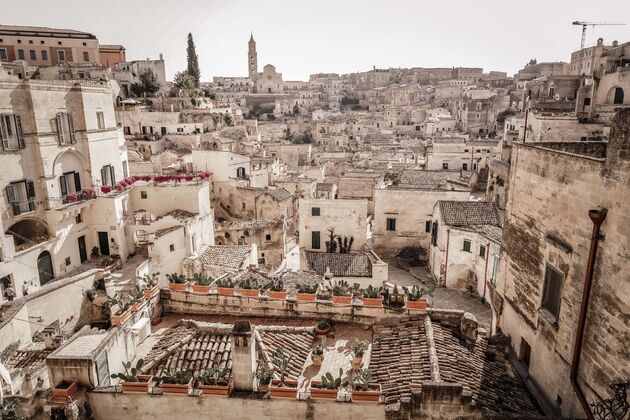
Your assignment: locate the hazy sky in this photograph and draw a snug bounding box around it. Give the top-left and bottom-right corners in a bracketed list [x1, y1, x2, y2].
[3, 0, 629, 81]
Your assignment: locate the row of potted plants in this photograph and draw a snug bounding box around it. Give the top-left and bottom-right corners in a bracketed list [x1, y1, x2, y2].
[111, 360, 232, 396]
[107, 273, 162, 325]
[98, 172, 212, 195]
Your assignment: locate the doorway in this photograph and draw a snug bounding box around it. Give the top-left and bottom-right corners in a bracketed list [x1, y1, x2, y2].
[519, 337, 531, 369]
[98, 232, 110, 256]
[37, 251, 54, 285]
[78, 235, 87, 262]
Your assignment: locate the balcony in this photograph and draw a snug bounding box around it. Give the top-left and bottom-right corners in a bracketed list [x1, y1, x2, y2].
[44, 189, 97, 211]
[9, 199, 36, 217]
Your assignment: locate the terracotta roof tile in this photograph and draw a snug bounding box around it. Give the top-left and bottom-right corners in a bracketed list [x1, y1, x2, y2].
[200, 245, 252, 270]
[256, 327, 315, 381]
[438, 200, 501, 227]
[305, 252, 372, 277]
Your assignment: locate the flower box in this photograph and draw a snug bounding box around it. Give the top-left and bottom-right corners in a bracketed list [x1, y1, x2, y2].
[168, 282, 188, 292]
[130, 299, 146, 312]
[121, 375, 153, 393]
[112, 308, 132, 326]
[269, 379, 298, 399]
[52, 378, 78, 401]
[240, 289, 259, 298]
[197, 379, 232, 396]
[310, 383, 339, 400]
[352, 384, 382, 402]
[406, 298, 428, 310]
[363, 297, 383, 307]
[332, 294, 352, 305]
[267, 290, 287, 300]
[216, 287, 235, 296]
[143, 284, 160, 298]
[161, 378, 193, 395]
[297, 293, 316, 302]
[191, 284, 211, 294]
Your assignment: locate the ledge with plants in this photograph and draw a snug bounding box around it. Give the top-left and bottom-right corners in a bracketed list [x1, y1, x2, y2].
[190, 273, 214, 294]
[156, 368, 194, 395]
[265, 278, 286, 300]
[195, 367, 232, 396]
[269, 349, 298, 398]
[167, 273, 188, 292]
[310, 368, 349, 400]
[402, 285, 434, 310]
[107, 294, 133, 326]
[296, 284, 318, 302]
[111, 359, 153, 393]
[328, 280, 352, 305]
[140, 273, 160, 298]
[351, 368, 381, 402]
[361, 285, 384, 307]
[236, 276, 261, 298]
[214, 277, 236, 296]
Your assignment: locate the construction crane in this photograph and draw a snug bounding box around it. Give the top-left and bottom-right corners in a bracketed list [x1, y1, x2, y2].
[572, 21, 625, 49]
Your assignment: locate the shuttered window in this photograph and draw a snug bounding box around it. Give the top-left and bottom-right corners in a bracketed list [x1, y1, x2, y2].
[6, 180, 36, 215]
[0, 114, 26, 150]
[56, 112, 76, 145]
[541, 263, 564, 321]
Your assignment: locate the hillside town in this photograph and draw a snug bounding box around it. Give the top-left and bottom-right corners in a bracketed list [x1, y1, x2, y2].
[0, 17, 628, 420]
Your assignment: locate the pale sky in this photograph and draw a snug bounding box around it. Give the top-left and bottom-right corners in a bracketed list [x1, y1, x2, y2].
[2, 0, 629, 81]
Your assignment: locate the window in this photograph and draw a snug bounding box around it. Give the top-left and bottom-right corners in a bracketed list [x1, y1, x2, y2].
[140, 191, 147, 199]
[425, 220, 432, 233]
[17, 49, 24, 60]
[57, 50, 65, 61]
[236, 167, 246, 179]
[65, 257, 71, 266]
[29, 50, 36, 60]
[161, 127, 167, 135]
[96, 111, 105, 130]
[0, 49, 7, 60]
[169, 244, 175, 252]
[0, 114, 26, 150]
[311, 207, 320, 216]
[241, 202, 246, 210]
[462, 163, 468, 170]
[386, 218, 396, 231]
[613, 87, 624, 105]
[312, 231, 321, 250]
[6, 180, 36, 215]
[59, 171, 81, 203]
[123, 126, 131, 135]
[431, 221, 438, 246]
[41, 50, 48, 61]
[176, 127, 184, 133]
[479, 244, 486, 259]
[442, 162, 449, 170]
[83, 52, 89, 62]
[95, 351, 110, 386]
[56, 112, 76, 144]
[463, 239, 472, 252]
[265, 234, 272, 242]
[100, 165, 116, 186]
[541, 263, 564, 321]
[75, 213, 83, 224]
[122, 160, 128, 178]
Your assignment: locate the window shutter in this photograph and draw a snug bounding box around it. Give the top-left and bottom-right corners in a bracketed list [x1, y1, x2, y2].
[74, 172, 82, 192]
[100, 167, 107, 186]
[67, 113, 76, 143]
[15, 115, 25, 149]
[0, 115, 8, 150]
[59, 175, 68, 196]
[26, 181, 36, 211]
[6, 184, 16, 203]
[110, 166, 116, 185]
[56, 113, 64, 144]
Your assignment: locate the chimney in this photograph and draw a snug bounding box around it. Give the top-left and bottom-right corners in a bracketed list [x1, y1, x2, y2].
[597, 38, 604, 47]
[159, 53, 164, 61]
[612, 40, 619, 47]
[231, 321, 253, 391]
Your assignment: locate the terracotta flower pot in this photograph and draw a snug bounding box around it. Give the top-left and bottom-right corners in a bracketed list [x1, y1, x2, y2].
[267, 290, 287, 300]
[352, 384, 382, 402]
[191, 284, 211, 294]
[297, 293, 316, 302]
[311, 353, 324, 367]
[143, 284, 160, 298]
[112, 308, 132, 326]
[197, 379, 232, 396]
[310, 384, 338, 400]
[52, 378, 78, 401]
[332, 294, 352, 305]
[168, 282, 188, 292]
[240, 289, 259, 298]
[130, 298, 146, 312]
[352, 355, 363, 370]
[269, 379, 298, 399]
[315, 325, 330, 335]
[121, 375, 153, 393]
[216, 287, 235, 296]
[363, 297, 383, 307]
[161, 378, 193, 395]
[406, 298, 428, 310]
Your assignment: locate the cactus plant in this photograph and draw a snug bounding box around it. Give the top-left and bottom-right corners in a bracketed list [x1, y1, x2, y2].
[352, 368, 372, 391]
[166, 273, 187, 284]
[320, 368, 348, 390]
[402, 285, 434, 301]
[273, 348, 293, 386]
[111, 359, 145, 382]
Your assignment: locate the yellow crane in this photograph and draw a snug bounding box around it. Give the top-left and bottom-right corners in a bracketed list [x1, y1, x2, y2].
[572, 21, 625, 49]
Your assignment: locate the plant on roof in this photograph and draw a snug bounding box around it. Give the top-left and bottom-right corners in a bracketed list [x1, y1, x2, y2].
[237, 276, 260, 290]
[268, 278, 284, 291]
[166, 273, 187, 284]
[316, 320, 330, 330]
[100, 256, 114, 266]
[297, 283, 318, 294]
[0, 400, 24, 420]
[402, 285, 434, 301]
[312, 342, 324, 356]
[352, 339, 369, 358]
[196, 366, 230, 386]
[111, 359, 144, 382]
[320, 368, 349, 390]
[273, 348, 293, 386]
[255, 361, 274, 385]
[140, 272, 160, 289]
[159, 368, 194, 385]
[326, 279, 349, 296]
[215, 277, 235, 288]
[106, 294, 132, 314]
[325, 227, 338, 253]
[362, 285, 383, 299]
[191, 273, 213, 285]
[336, 235, 354, 254]
[352, 368, 373, 391]
[32, 331, 44, 343]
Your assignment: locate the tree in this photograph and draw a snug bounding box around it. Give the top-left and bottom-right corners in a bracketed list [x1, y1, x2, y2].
[186, 33, 200, 87]
[173, 70, 196, 92]
[223, 113, 233, 126]
[130, 68, 161, 97]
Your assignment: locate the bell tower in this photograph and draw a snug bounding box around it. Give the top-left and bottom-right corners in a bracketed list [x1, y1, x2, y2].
[248, 32, 258, 82]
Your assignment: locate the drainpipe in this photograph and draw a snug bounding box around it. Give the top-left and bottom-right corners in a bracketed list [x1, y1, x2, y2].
[443, 229, 450, 287]
[522, 109, 529, 142]
[570, 207, 607, 420]
[482, 242, 490, 302]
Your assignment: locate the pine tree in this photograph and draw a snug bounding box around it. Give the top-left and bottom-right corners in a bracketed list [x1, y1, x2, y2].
[186, 33, 200, 87]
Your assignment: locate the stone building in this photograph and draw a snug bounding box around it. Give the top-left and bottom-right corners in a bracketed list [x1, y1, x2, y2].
[256, 64, 284, 94]
[496, 111, 630, 418]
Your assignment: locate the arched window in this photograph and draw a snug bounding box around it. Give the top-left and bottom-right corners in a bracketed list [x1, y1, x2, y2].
[614, 87, 624, 105]
[37, 251, 54, 285]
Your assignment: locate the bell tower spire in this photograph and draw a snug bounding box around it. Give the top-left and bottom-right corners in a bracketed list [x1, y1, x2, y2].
[248, 32, 258, 82]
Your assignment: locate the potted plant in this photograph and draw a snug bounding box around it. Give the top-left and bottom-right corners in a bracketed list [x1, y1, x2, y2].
[256, 361, 273, 392]
[311, 368, 348, 400]
[67, 193, 78, 203]
[351, 339, 369, 370]
[111, 359, 153, 393]
[266, 278, 286, 300]
[329, 280, 351, 305]
[191, 273, 213, 294]
[129, 287, 146, 312]
[100, 256, 114, 269]
[195, 367, 231, 396]
[237, 276, 260, 298]
[311, 340, 325, 367]
[269, 348, 298, 399]
[91, 246, 100, 259]
[362, 286, 383, 307]
[52, 377, 79, 400]
[315, 320, 330, 335]
[403, 285, 434, 310]
[316, 288, 332, 302]
[107, 294, 133, 325]
[351, 369, 381, 402]
[141, 273, 160, 298]
[296, 284, 318, 302]
[157, 369, 194, 395]
[82, 187, 96, 199]
[214, 277, 235, 296]
[100, 185, 112, 194]
[166, 273, 188, 292]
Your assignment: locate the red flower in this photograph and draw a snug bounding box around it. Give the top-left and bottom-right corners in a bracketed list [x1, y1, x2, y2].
[101, 185, 112, 194]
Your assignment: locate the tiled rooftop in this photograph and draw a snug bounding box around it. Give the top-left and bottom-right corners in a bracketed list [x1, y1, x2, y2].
[256, 326, 316, 381]
[1, 347, 52, 373]
[199, 245, 252, 270]
[219, 218, 282, 231]
[49, 333, 108, 359]
[304, 252, 372, 277]
[438, 200, 501, 227]
[397, 170, 469, 190]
